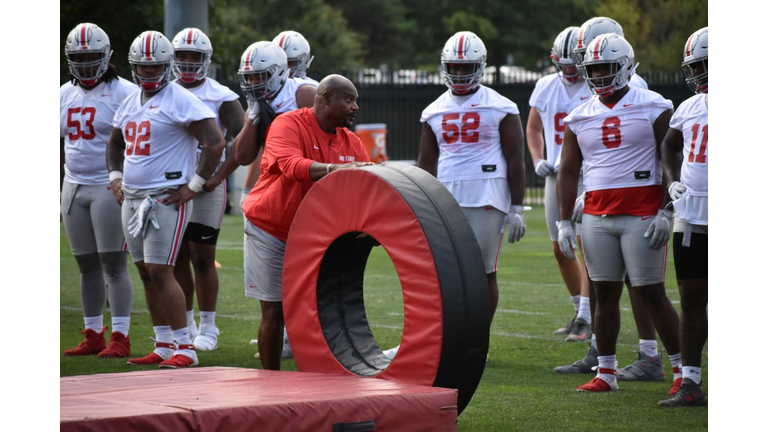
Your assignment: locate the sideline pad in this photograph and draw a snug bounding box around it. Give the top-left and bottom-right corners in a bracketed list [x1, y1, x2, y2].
[60, 367, 457, 431]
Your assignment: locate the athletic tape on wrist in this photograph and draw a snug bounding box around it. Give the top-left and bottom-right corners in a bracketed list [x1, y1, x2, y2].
[109, 171, 123, 182]
[188, 174, 206, 193]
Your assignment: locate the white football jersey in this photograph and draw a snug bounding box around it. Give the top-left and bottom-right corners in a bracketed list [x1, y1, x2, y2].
[669, 93, 708, 224]
[565, 86, 673, 193]
[60, 77, 138, 185]
[113, 83, 217, 189]
[421, 86, 519, 211]
[272, 76, 319, 114]
[176, 78, 239, 163]
[529, 74, 592, 170]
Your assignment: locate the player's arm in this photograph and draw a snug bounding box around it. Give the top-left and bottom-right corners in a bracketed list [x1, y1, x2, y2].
[106, 127, 127, 205]
[525, 107, 546, 163]
[660, 124, 685, 205]
[60, 137, 65, 186]
[417, 123, 439, 176]
[203, 100, 246, 192]
[500, 113, 526, 207]
[556, 126, 582, 221]
[162, 118, 225, 207]
[652, 108, 675, 205]
[296, 85, 317, 109]
[233, 107, 260, 166]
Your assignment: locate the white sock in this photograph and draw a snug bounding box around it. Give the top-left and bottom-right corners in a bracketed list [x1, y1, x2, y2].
[576, 296, 591, 323]
[172, 327, 192, 346]
[682, 366, 702, 384]
[84, 315, 104, 332]
[154, 325, 173, 344]
[639, 339, 658, 357]
[111, 316, 130, 336]
[668, 353, 683, 379]
[570, 295, 581, 311]
[199, 311, 216, 327]
[597, 355, 618, 382]
[186, 310, 196, 326]
[590, 335, 597, 350]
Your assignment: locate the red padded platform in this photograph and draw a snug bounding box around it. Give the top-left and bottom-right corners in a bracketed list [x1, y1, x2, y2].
[60, 367, 457, 432]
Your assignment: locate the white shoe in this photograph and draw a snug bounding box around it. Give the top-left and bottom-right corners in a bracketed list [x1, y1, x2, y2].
[193, 324, 219, 351]
[383, 345, 400, 360]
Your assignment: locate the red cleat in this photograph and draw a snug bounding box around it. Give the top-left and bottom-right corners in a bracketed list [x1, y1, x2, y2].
[669, 367, 682, 395]
[98, 332, 131, 358]
[159, 344, 199, 369]
[63, 326, 107, 356]
[127, 341, 174, 365]
[577, 368, 618, 393]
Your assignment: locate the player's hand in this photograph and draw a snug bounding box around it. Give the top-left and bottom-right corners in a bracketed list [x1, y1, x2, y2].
[127, 196, 159, 238]
[247, 98, 261, 123]
[501, 205, 526, 243]
[203, 173, 223, 192]
[110, 178, 124, 206]
[570, 192, 586, 225]
[668, 181, 686, 201]
[160, 185, 196, 209]
[643, 209, 673, 250]
[534, 159, 555, 177]
[556, 220, 577, 260]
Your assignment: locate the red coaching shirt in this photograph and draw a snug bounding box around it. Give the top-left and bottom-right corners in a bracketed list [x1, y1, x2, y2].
[242, 107, 371, 242]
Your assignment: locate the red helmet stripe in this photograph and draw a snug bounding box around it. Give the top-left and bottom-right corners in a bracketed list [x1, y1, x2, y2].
[577, 26, 586, 49]
[279, 34, 287, 48]
[144, 32, 153, 60]
[458, 34, 465, 59]
[592, 35, 604, 60]
[186, 29, 194, 45]
[244, 47, 254, 69]
[685, 34, 694, 57]
[80, 25, 88, 49]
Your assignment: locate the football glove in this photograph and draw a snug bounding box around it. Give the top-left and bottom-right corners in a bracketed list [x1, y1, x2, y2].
[501, 205, 526, 243]
[556, 220, 577, 260]
[127, 196, 160, 238]
[643, 209, 673, 250]
[247, 98, 261, 123]
[668, 181, 686, 201]
[534, 159, 555, 177]
[570, 192, 586, 225]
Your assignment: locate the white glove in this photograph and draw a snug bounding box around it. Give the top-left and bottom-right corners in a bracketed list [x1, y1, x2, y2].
[501, 205, 526, 243]
[668, 181, 686, 200]
[643, 209, 673, 250]
[127, 196, 160, 238]
[534, 159, 555, 177]
[247, 98, 261, 123]
[556, 220, 577, 260]
[570, 192, 586, 225]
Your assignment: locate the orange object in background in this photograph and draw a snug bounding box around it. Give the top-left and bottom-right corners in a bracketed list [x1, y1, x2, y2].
[355, 123, 389, 163]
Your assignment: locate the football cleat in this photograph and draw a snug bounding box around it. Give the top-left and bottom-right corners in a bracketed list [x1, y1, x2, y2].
[63, 326, 107, 356]
[616, 352, 665, 381]
[194, 324, 219, 351]
[98, 331, 131, 358]
[553, 344, 598, 374]
[658, 378, 707, 407]
[577, 368, 618, 392]
[553, 315, 576, 335]
[127, 341, 174, 365]
[159, 345, 199, 369]
[565, 318, 591, 342]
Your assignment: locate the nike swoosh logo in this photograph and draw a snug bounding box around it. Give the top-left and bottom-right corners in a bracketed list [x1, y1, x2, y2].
[580, 96, 590, 100]
[149, 105, 160, 109]
[623, 104, 634, 107]
[107, 185, 112, 190]
[313, 145, 320, 149]
[641, 216, 653, 220]
[101, 94, 111, 97]
[471, 103, 480, 107]
[201, 235, 214, 240]
[248, 284, 258, 289]
[276, 102, 284, 108]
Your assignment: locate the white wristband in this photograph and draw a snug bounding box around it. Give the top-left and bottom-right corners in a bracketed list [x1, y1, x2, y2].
[109, 171, 123, 182]
[188, 174, 206, 193]
[326, 164, 334, 175]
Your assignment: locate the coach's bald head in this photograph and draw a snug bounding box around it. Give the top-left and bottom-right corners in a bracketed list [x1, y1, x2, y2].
[314, 74, 359, 131]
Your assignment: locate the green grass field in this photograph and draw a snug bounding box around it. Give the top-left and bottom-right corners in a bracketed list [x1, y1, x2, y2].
[60, 206, 707, 430]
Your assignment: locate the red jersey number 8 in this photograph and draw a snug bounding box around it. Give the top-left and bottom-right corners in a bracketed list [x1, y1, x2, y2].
[125, 121, 151, 156]
[601, 116, 621, 149]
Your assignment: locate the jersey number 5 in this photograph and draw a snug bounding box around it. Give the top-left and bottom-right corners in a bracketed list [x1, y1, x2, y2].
[125, 121, 151, 156]
[67, 107, 96, 141]
[441, 112, 481, 144]
[688, 123, 707, 163]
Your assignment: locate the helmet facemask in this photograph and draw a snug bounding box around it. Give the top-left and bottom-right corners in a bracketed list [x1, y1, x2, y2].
[131, 62, 172, 92]
[551, 27, 582, 86]
[443, 62, 485, 94]
[239, 65, 285, 101]
[67, 49, 112, 87]
[579, 33, 636, 97]
[65, 23, 112, 87]
[683, 59, 708, 94]
[173, 50, 211, 83]
[682, 28, 708, 94]
[288, 53, 314, 79]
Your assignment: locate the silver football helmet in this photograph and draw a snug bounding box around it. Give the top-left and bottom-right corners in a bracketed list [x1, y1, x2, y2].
[682, 27, 708, 94]
[581, 33, 637, 96]
[128, 31, 174, 92]
[65, 23, 113, 87]
[238, 41, 289, 101]
[171, 27, 213, 83]
[441, 31, 487, 94]
[573, 17, 624, 66]
[272, 31, 314, 79]
[551, 26, 582, 85]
